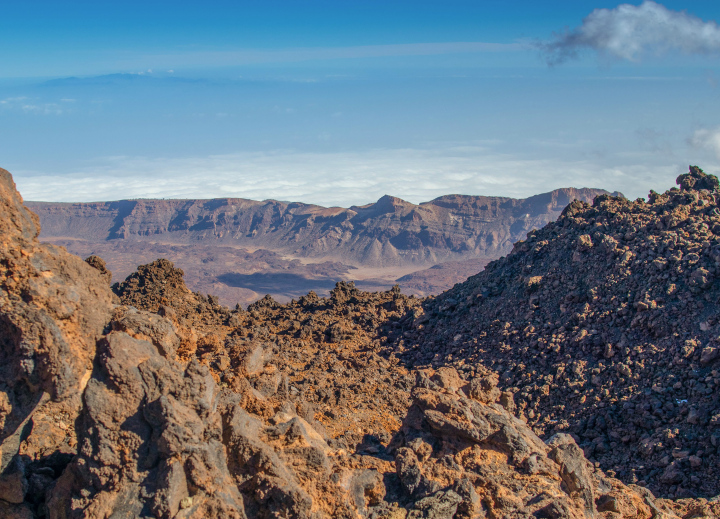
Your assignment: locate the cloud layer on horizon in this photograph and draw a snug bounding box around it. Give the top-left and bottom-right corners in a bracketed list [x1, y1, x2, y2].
[540, 1, 720, 65]
[12, 146, 697, 207]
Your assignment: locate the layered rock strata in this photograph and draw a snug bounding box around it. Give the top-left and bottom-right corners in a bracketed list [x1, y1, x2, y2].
[28, 188, 616, 268]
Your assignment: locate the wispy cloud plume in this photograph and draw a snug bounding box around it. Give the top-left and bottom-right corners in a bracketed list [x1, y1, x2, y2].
[540, 1, 720, 65]
[690, 128, 720, 159]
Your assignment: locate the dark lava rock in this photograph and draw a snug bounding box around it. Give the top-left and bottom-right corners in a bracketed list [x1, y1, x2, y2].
[113, 258, 232, 326]
[396, 166, 720, 499]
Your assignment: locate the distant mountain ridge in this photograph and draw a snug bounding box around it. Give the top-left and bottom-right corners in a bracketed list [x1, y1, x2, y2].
[28, 187, 619, 268]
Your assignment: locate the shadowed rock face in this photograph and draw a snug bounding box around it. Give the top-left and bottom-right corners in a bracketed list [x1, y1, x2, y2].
[27, 188, 615, 268]
[1, 166, 717, 519]
[0, 169, 115, 517]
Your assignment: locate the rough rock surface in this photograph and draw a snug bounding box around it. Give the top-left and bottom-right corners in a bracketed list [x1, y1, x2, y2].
[392, 368, 659, 519]
[396, 166, 720, 499]
[2, 166, 718, 518]
[0, 168, 115, 516]
[114, 265, 421, 445]
[112, 258, 231, 327]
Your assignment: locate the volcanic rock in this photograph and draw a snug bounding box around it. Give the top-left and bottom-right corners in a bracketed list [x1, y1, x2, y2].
[0, 168, 115, 515]
[113, 258, 231, 327]
[83, 255, 112, 284]
[397, 166, 720, 499]
[2, 165, 717, 518]
[391, 368, 659, 518]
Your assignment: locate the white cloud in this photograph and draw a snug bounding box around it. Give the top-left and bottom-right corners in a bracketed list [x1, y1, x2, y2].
[12, 145, 693, 206]
[690, 128, 720, 159]
[540, 1, 720, 64]
[0, 96, 28, 104]
[0, 97, 65, 115]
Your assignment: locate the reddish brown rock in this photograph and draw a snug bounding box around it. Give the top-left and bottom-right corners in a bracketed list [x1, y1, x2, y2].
[0, 168, 115, 513]
[397, 166, 720, 499]
[1, 166, 716, 517]
[390, 368, 661, 519]
[112, 258, 231, 327]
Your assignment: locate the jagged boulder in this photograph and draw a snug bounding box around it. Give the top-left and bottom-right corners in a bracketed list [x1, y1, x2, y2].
[113, 258, 231, 327]
[0, 169, 115, 515]
[677, 165, 720, 192]
[391, 368, 663, 518]
[84, 255, 112, 285]
[48, 326, 247, 518]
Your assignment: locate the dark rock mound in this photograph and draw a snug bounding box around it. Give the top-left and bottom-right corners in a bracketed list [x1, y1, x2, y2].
[113, 258, 231, 326]
[677, 165, 720, 192]
[397, 166, 720, 499]
[84, 254, 112, 284]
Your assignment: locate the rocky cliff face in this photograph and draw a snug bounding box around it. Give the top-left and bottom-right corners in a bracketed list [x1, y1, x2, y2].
[0, 169, 115, 517]
[4, 166, 711, 518]
[28, 188, 614, 268]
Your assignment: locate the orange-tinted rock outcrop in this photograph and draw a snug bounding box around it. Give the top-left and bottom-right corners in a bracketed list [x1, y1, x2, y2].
[2, 166, 718, 518]
[0, 169, 115, 517]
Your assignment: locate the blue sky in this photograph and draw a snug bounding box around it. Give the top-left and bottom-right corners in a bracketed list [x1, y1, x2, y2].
[2, 1, 720, 204]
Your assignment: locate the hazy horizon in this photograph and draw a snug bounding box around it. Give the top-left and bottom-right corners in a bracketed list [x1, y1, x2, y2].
[3, 1, 720, 205]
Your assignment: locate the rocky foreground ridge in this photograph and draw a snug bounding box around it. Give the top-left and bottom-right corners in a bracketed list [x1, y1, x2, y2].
[1, 166, 717, 518]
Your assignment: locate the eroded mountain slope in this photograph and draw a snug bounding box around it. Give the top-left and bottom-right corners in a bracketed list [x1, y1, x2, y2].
[395, 167, 720, 500]
[28, 189, 614, 268]
[28, 188, 614, 306]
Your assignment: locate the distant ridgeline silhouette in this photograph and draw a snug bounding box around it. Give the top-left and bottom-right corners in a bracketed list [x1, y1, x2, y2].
[28, 187, 616, 268]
